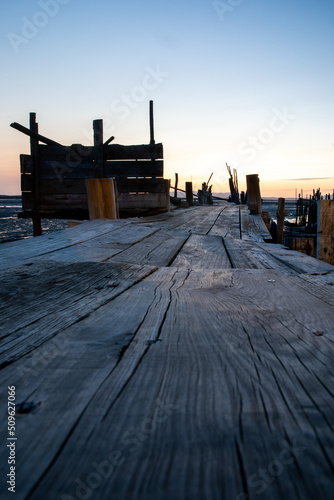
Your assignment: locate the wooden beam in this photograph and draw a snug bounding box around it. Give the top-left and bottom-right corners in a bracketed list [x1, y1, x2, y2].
[185, 182, 193, 206]
[246, 174, 262, 214]
[276, 197, 286, 245]
[149, 100, 155, 145]
[10, 121, 62, 146]
[174, 173, 178, 198]
[93, 119, 104, 178]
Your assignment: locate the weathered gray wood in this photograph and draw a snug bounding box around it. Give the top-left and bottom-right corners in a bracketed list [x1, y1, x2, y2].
[44, 224, 159, 263]
[0, 261, 156, 366]
[111, 230, 189, 267]
[208, 205, 241, 239]
[118, 193, 167, 210]
[172, 234, 232, 269]
[2, 268, 333, 499]
[240, 205, 272, 242]
[0, 219, 129, 269]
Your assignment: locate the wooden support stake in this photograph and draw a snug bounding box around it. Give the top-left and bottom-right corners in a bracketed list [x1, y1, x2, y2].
[276, 197, 286, 245]
[30, 113, 41, 216]
[164, 179, 171, 212]
[85, 178, 118, 220]
[317, 199, 334, 264]
[149, 100, 155, 145]
[174, 173, 178, 198]
[10, 122, 62, 146]
[32, 217, 42, 237]
[185, 182, 193, 206]
[93, 119, 104, 178]
[246, 174, 262, 214]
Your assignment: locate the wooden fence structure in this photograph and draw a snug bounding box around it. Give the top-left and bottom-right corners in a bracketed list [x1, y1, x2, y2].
[12, 102, 168, 235]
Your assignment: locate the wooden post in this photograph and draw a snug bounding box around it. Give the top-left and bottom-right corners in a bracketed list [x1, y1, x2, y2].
[174, 173, 178, 198]
[32, 217, 42, 237]
[164, 179, 171, 212]
[276, 197, 286, 245]
[85, 178, 118, 220]
[93, 119, 104, 178]
[149, 100, 155, 145]
[185, 182, 193, 206]
[317, 200, 334, 264]
[246, 174, 262, 214]
[30, 113, 42, 236]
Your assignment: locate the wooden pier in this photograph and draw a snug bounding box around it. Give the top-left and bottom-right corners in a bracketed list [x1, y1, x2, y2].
[1, 203, 334, 500]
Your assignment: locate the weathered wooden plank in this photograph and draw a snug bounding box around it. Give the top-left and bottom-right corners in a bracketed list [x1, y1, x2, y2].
[208, 205, 241, 239]
[256, 242, 334, 275]
[111, 230, 189, 267]
[172, 234, 232, 269]
[86, 178, 117, 220]
[44, 224, 159, 263]
[3, 269, 333, 499]
[240, 205, 272, 242]
[105, 143, 163, 160]
[118, 193, 167, 210]
[0, 261, 157, 366]
[222, 238, 298, 272]
[32, 160, 164, 180]
[115, 177, 166, 194]
[0, 219, 129, 269]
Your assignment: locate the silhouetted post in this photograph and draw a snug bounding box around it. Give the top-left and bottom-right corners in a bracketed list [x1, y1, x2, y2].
[186, 182, 193, 206]
[149, 100, 155, 145]
[276, 198, 286, 245]
[246, 174, 262, 214]
[164, 179, 171, 211]
[93, 119, 104, 178]
[30, 112, 42, 236]
[174, 173, 178, 198]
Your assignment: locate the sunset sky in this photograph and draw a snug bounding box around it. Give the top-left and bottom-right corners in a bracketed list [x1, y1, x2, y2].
[1, 0, 333, 197]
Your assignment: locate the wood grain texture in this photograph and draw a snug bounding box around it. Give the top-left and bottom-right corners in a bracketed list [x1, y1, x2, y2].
[0, 261, 156, 366]
[0, 219, 129, 269]
[172, 234, 232, 269]
[1, 269, 332, 499]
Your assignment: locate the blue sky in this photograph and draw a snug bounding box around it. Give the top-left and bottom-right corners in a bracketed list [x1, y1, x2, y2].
[1, 0, 333, 196]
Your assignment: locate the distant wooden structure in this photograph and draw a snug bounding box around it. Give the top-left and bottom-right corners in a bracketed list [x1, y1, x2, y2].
[226, 163, 239, 204]
[12, 102, 168, 235]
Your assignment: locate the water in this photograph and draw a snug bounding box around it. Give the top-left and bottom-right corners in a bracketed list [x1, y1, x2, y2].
[0, 197, 68, 244]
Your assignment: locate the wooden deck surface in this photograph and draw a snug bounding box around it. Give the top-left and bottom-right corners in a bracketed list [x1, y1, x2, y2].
[1, 203, 334, 500]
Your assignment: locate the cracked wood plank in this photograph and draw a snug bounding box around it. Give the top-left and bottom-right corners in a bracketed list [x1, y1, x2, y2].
[0, 261, 156, 366]
[208, 205, 241, 239]
[40, 223, 159, 263]
[3, 268, 332, 500]
[110, 230, 189, 267]
[0, 219, 129, 269]
[171, 234, 232, 269]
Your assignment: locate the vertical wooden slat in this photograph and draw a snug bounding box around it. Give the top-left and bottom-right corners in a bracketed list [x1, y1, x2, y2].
[276, 197, 286, 245]
[149, 100, 155, 145]
[93, 119, 104, 178]
[30, 113, 42, 236]
[186, 182, 193, 206]
[164, 179, 171, 212]
[246, 174, 262, 214]
[86, 178, 118, 220]
[174, 173, 178, 198]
